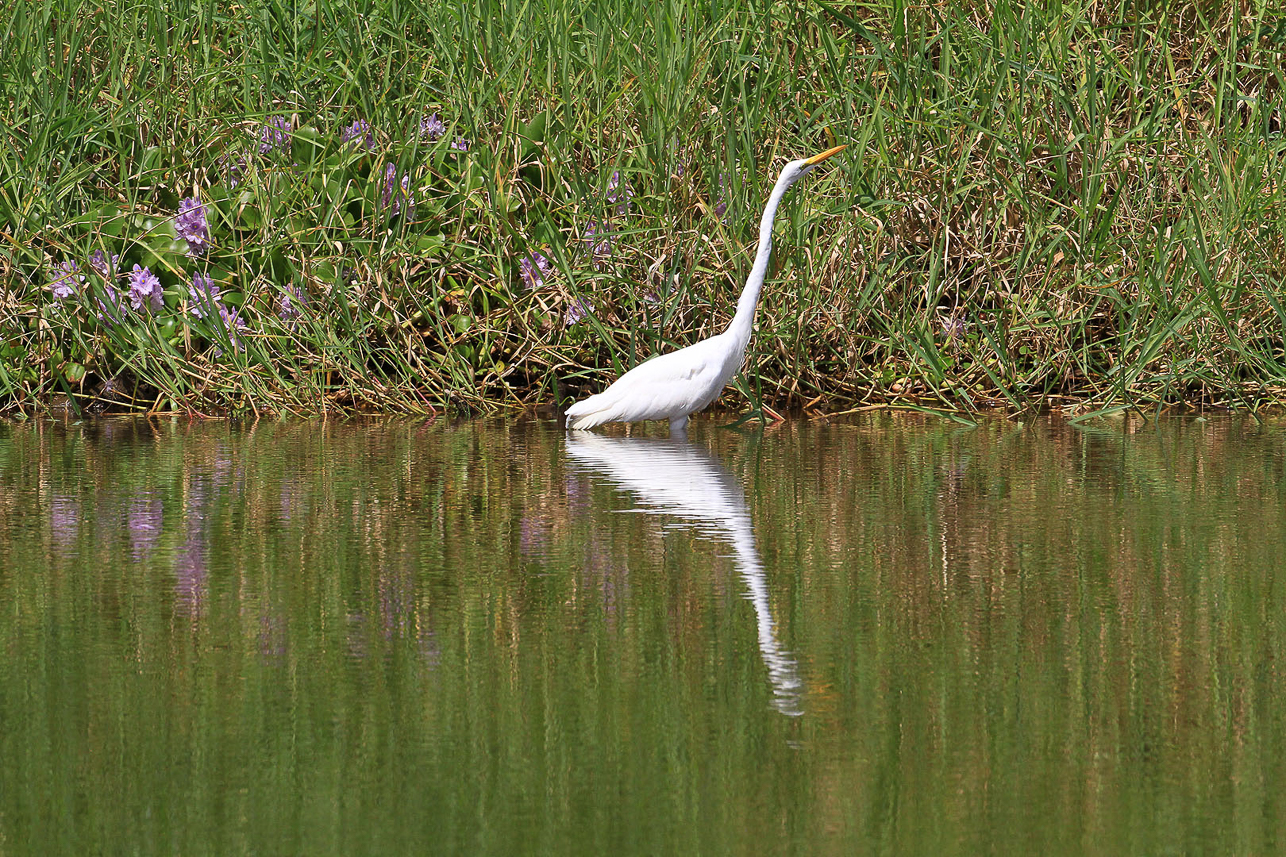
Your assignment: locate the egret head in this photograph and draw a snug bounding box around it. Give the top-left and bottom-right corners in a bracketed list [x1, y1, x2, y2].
[780, 143, 847, 189]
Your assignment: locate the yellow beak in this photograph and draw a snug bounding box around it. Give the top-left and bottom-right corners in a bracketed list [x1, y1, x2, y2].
[804, 144, 847, 165]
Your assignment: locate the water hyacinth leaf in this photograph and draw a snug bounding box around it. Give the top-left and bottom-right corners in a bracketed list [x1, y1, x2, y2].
[139, 240, 188, 272]
[311, 260, 341, 284]
[415, 233, 447, 257]
[139, 146, 163, 174]
[518, 112, 548, 165]
[270, 251, 295, 284]
[64, 363, 86, 384]
[236, 191, 263, 229]
[293, 126, 326, 164]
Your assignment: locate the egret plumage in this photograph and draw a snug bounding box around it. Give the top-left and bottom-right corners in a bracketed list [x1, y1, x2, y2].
[565, 144, 846, 436]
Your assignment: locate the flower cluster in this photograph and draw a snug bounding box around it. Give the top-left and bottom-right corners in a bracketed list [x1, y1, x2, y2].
[714, 176, 731, 221]
[90, 249, 118, 279]
[419, 113, 445, 140]
[341, 119, 376, 152]
[278, 284, 306, 324]
[188, 273, 221, 319]
[564, 296, 594, 326]
[50, 260, 83, 300]
[381, 163, 416, 218]
[258, 116, 291, 155]
[42, 106, 479, 363]
[128, 265, 164, 312]
[174, 197, 209, 256]
[606, 170, 633, 216]
[188, 273, 246, 352]
[582, 221, 612, 268]
[519, 251, 552, 290]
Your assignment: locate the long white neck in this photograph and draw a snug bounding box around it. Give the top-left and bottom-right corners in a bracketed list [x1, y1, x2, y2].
[725, 165, 804, 354]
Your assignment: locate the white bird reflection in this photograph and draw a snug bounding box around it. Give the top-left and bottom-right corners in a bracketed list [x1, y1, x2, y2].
[565, 433, 804, 716]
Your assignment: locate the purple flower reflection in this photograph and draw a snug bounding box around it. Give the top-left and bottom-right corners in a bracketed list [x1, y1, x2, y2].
[565, 473, 589, 512]
[50, 496, 80, 548]
[128, 494, 163, 560]
[258, 614, 288, 659]
[174, 528, 208, 618]
[379, 566, 416, 640]
[519, 513, 551, 557]
[347, 612, 368, 660]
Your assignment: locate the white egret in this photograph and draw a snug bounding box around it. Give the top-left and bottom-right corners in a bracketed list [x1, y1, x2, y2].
[565, 144, 847, 436]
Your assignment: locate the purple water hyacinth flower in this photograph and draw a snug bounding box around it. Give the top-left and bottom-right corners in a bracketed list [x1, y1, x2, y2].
[220, 152, 248, 188]
[519, 251, 552, 290]
[219, 304, 247, 335]
[714, 176, 730, 220]
[419, 113, 445, 140]
[380, 163, 415, 217]
[381, 163, 398, 209]
[398, 172, 415, 218]
[211, 304, 248, 357]
[606, 170, 633, 216]
[188, 273, 221, 318]
[278, 284, 305, 322]
[449, 136, 470, 152]
[174, 197, 210, 256]
[89, 249, 119, 279]
[127, 265, 163, 312]
[942, 315, 967, 341]
[564, 296, 594, 326]
[340, 118, 376, 151]
[95, 282, 125, 326]
[582, 221, 612, 267]
[51, 260, 83, 299]
[259, 116, 291, 154]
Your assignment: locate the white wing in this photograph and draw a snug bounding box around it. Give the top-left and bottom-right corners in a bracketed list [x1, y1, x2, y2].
[565, 333, 742, 430]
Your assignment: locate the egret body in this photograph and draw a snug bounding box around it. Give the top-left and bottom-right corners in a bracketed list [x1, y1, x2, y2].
[565, 144, 846, 436]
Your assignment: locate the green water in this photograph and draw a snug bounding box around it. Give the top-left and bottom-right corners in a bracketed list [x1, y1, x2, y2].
[1, 415, 1284, 854]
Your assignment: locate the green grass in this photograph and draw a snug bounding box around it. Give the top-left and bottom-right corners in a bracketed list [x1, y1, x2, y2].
[2, 0, 1285, 418]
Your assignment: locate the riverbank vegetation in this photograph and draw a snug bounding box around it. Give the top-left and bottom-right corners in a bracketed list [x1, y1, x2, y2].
[3, 0, 1285, 419]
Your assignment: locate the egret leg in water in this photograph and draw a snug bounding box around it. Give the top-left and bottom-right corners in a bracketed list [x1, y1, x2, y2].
[565, 144, 846, 437]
